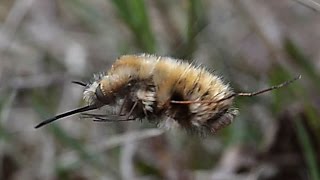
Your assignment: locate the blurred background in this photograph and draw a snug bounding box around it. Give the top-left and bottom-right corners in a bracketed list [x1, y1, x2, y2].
[0, 0, 319, 179]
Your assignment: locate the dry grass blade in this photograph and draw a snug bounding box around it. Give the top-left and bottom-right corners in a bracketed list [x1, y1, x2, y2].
[291, 0, 320, 12]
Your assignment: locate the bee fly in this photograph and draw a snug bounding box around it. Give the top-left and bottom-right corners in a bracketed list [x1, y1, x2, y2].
[35, 54, 300, 134]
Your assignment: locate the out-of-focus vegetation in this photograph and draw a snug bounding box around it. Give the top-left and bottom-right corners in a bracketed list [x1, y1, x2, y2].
[0, 0, 319, 179]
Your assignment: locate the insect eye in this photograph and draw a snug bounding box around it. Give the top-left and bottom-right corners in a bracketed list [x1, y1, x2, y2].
[95, 84, 110, 104]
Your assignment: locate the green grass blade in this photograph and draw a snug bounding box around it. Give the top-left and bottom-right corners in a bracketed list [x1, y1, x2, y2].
[110, 0, 156, 52]
[294, 117, 320, 180]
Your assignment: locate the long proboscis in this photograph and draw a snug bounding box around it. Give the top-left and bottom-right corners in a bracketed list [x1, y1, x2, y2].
[34, 104, 99, 129]
[171, 75, 301, 104]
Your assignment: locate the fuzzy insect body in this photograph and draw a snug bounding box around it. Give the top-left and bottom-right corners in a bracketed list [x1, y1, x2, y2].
[35, 54, 300, 134]
[83, 54, 236, 133]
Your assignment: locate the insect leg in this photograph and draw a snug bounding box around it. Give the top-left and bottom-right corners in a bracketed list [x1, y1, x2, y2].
[170, 75, 301, 104]
[81, 113, 135, 122]
[93, 116, 135, 122]
[118, 95, 128, 116]
[81, 113, 108, 118]
[80, 100, 139, 122]
[124, 100, 138, 121]
[96, 100, 139, 122]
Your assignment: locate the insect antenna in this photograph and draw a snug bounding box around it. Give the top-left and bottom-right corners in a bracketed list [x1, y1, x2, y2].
[34, 104, 101, 128]
[71, 80, 87, 87]
[170, 75, 301, 104]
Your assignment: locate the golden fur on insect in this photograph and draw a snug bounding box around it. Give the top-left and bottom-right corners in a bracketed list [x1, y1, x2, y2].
[35, 53, 299, 132]
[83, 54, 238, 134]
